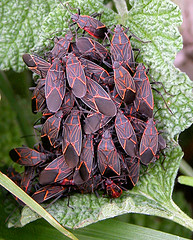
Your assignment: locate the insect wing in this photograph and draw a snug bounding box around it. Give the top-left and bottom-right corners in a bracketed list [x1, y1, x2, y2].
[79, 15, 107, 39]
[126, 157, 140, 186]
[84, 112, 102, 134]
[32, 79, 46, 113]
[45, 58, 66, 112]
[20, 167, 35, 193]
[23, 54, 51, 78]
[76, 37, 111, 65]
[41, 110, 63, 147]
[39, 155, 73, 185]
[49, 33, 73, 60]
[60, 91, 75, 115]
[97, 130, 120, 176]
[134, 64, 154, 118]
[80, 58, 109, 83]
[81, 77, 117, 117]
[9, 147, 46, 166]
[66, 54, 87, 98]
[115, 111, 137, 157]
[113, 62, 136, 104]
[32, 185, 67, 203]
[110, 25, 134, 68]
[63, 111, 82, 168]
[139, 119, 158, 165]
[78, 135, 94, 181]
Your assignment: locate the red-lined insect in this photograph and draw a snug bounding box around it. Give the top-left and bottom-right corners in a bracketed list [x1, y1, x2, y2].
[105, 179, 122, 198]
[77, 175, 102, 193]
[60, 178, 74, 186]
[7, 168, 21, 186]
[32, 185, 68, 204]
[81, 76, 117, 117]
[39, 155, 73, 185]
[41, 110, 63, 148]
[84, 112, 112, 134]
[97, 129, 120, 176]
[7, 168, 25, 206]
[41, 92, 75, 147]
[45, 58, 66, 113]
[76, 134, 94, 182]
[115, 111, 137, 157]
[133, 63, 154, 118]
[109, 24, 134, 71]
[113, 60, 136, 104]
[110, 87, 123, 108]
[62, 110, 82, 168]
[125, 157, 140, 186]
[47, 33, 73, 62]
[9, 147, 49, 167]
[139, 118, 158, 165]
[31, 79, 46, 114]
[66, 53, 87, 98]
[64, 4, 107, 39]
[68, 42, 81, 57]
[22, 54, 51, 78]
[76, 37, 111, 67]
[79, 58, 112, 85]
[20, 167, 35, 193]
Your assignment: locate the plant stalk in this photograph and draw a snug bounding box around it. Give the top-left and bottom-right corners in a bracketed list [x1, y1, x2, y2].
[113, 0, 128, 16]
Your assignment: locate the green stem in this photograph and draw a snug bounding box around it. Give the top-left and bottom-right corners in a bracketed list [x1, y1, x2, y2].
[113, 0, 128, 16]
[168, 200, 193, 231]
[0, 71, 35, 147]
[179, 159, 193, 177]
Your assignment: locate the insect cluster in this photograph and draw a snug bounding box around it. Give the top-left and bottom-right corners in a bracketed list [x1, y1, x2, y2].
[8, 8, 167, 204]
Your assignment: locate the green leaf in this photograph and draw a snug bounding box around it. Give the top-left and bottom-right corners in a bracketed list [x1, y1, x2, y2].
[178, 176, 193, 187]
[0, 172, 78, 240]
[2, 0, 193, 234]
[0, 0, 59, 72]
[0, 192, 189, 240]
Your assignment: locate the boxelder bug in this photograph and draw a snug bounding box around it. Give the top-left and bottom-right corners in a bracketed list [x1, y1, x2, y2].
[20, 167, 35, 193]
[77, 134, 94, 182]
[62, 3, 107, 39]
[109, 25, 135, 71]
[139, 118, 158, 165]
[62, 110, 82, 168]
[113, 59, 136, 104]
[9, 147, 48, 167]
[97, 129, 121, 176]
[105, 179, 123, 198]
[47, 33, 73, 62]
[22, 54, 51, 78]
[133, 63, 154, 118]
[32, 185, 68, 204]
[66, 53, 87, 98]
[81, 76, 117, 117]
[79, 58, 111, 84]
[125, 157, 140, 186]
[31, 79, 46, 114]
[45, 58, 66, 113]
[115, 111, 137, 157]
[77, 175, 102, 194]
[41, 110, 63, 148]
[76, 37, 112, 67]
[84, 112, 112, 134]
[39, 155, 73, 185]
